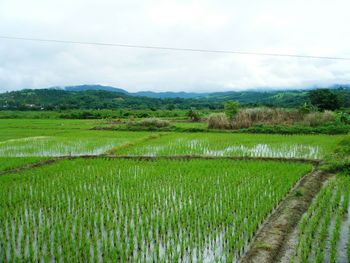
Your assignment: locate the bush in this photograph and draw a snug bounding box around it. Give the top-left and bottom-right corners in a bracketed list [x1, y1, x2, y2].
[302, 111, 335, 127]
[232, 108, 303, 129]
[323, 135, 350, 173]
[138, 118, 170, 128]
[224, 101, 240, 119]
[231, 107, 337, 129]
[207, 113, 231, 129]
[187, 109, 201, 122]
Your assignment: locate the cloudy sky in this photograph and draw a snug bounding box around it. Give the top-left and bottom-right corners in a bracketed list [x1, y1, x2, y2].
[0, 0, 350, 92]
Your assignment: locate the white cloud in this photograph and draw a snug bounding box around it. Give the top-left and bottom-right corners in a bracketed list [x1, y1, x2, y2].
[0, 0, 349, 92]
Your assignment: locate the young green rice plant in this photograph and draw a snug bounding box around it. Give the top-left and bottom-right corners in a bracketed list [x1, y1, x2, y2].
[0, 158, 311, 261]
[0, 157, 48, 172]
[117, 132, 341, 159]
[0, 131, 153, 157]
[293, 174, 350, 263]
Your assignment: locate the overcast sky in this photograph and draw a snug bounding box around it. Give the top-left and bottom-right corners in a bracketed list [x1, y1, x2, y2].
[0, 0, 350, 92]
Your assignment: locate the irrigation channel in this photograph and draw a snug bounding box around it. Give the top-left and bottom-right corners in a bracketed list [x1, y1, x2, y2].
[0, 154, 328, 263]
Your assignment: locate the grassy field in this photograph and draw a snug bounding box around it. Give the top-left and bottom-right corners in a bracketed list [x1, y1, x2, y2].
[0, 158, 311, 262]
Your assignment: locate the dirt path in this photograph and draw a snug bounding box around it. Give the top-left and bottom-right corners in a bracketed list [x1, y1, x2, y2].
[240, 168, 331, 263]
[0, 157, 65, 176]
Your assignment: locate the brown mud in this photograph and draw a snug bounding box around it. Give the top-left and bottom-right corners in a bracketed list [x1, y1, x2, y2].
[240, 168, 331, 263]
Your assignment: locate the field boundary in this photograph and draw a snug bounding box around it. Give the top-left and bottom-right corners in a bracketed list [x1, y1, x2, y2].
[0, 155, 321, 176]
[240, 168, 331, 263]
[0, 158, 64, 176]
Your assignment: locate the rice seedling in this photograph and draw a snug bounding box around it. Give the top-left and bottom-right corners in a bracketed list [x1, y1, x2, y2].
[117, 133, 341, 159]
[0, 131, 154, 157]
[0, 158, 311, 262]
[293, 174, 350, 262]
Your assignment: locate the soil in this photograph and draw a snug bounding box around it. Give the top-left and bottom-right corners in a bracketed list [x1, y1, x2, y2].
[240, 168, 331, 263]
[0, 158, 65, 176]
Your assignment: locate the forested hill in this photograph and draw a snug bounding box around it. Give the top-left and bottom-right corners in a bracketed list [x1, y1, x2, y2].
[0, 88, 349, 110]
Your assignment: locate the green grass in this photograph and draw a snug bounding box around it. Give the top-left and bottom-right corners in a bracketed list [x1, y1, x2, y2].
[0, 158, 311, 262]
[116, 132, 342, 159]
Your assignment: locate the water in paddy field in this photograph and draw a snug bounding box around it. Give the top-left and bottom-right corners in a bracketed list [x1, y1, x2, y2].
[139, 139, 321, 159]
[336, 201, 350, 263]
[0, 136, 118, 156]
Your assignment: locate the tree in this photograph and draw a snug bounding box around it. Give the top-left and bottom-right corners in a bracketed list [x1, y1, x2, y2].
[309, 89, 340, 111]
[224, 101, 240, 119]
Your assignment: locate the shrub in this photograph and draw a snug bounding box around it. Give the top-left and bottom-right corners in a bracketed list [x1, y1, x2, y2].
[207, 113, 231, 129]
[187, 109, 201, 122]
[232, 108, 303, 129]
[322, 135, 350, 173]
[309, 88, 341, 111]
[231, 107, 337, 129]
[302, 111, 336, 127]
[224, 101, 240, 119]
[139, 118, 170, 128]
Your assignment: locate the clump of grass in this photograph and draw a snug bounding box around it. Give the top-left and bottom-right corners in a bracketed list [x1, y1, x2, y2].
[139, 118, 170, 128]
[302, 111, 335, 127]
[232, 108, 303, 129]
[255, 241, 273, 250]
[229, 108, 337, 129]
[295, 188, 305, 197]
[322, 134, 350, 173]
[207, 113, 231, 129]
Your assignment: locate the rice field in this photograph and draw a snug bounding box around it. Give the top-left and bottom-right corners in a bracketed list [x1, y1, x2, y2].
[0, 158, 312, 262]
[116, 133, 341, 159]
[0, 119, 99, 142]
[0, 131, 155, 157]
[0, 118, 347, 262]
[292, 174, 350, 263]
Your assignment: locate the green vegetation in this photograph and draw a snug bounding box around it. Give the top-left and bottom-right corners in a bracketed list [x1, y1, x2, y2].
[0, 131, 154, 157]
[0, 114, 348, 261]
[1, 88, 349, 111]
[0, 158, 311, 262]
[323, 134, 350, 173]
[292, 174, 350, 263]
[309, 88, 341, 111]
[115, 132, 341, 159]
[237, 124, 350, 135]
[224, 101, 240, 119]
[0, 157, 47, 172]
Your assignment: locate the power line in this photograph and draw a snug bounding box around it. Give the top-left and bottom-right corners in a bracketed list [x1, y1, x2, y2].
[1, 35, 350, 61]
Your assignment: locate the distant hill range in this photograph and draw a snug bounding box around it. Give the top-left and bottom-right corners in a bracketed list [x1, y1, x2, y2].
[1, 84, 349, 110]
[54, 84, 350, 98]
[55, 85, 208, 98]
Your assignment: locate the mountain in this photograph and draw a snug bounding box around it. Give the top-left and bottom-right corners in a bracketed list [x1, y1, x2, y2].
[1, 85, 349, 111]
[56, 84, 350, 99]
[62, 85, 128, 94]
[61, 85, 207, 98]
[134, 91, 208, 99]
